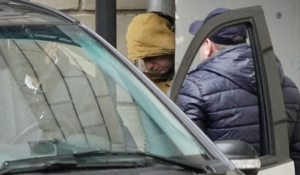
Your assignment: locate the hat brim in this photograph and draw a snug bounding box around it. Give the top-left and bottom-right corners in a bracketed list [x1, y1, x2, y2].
[189, 20, 203, 35]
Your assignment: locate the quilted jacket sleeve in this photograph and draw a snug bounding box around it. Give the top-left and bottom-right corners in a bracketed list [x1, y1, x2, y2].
[291, 116, 300, 175]
[179, 78, 207, 132]
[282, 76, 300, 175]
[290, 106, 300, 175]
[290, 107, 300, 175]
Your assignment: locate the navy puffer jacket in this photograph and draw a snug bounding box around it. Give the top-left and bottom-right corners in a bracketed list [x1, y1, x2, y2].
[179, 44, 300, 173]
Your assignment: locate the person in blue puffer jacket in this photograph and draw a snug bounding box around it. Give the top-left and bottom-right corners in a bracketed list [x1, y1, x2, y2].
[179, 8, 300, 174]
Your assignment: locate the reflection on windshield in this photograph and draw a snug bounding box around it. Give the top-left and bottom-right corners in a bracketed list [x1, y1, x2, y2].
[0, 25, 208, 168]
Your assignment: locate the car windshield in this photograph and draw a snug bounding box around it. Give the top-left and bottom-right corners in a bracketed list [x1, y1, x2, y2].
[0, 24, 208, 168]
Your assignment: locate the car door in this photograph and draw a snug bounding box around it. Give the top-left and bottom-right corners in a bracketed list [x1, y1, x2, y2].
[170, 6, 294, 175]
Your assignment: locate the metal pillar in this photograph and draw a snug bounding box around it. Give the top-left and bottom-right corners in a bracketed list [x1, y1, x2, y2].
[95, 0, 116, 48]
[95, 0, 117, 105]
[147, 0, 175, 18]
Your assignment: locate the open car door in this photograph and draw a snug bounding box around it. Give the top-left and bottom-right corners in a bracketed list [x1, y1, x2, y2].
[170, 6, 294, 175]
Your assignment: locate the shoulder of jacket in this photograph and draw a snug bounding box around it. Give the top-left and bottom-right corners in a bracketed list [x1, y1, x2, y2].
[188, 68, 199, 75]
[283, 76, 298, 88]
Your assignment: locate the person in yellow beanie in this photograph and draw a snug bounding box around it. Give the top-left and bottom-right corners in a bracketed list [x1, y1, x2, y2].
[126, 13, 175, 94]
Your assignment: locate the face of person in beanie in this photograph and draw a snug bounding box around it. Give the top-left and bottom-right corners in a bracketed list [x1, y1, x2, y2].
[143, 55, 174, 75]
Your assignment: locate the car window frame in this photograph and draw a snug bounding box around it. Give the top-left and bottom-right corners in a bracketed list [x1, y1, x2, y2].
[170, 5, 290, 168]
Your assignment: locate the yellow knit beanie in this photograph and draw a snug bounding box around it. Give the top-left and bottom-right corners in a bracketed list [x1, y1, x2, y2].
[126, 13, 175, 61]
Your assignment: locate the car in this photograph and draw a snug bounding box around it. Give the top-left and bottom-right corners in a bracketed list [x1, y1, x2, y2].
[0, 1, 286, 175]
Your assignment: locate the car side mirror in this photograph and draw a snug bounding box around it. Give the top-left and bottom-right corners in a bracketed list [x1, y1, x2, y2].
[214, 140, 261, 175]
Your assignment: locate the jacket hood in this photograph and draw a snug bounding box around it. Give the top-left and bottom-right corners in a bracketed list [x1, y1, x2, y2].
[198, 44, 285, 94]
[198, 44, 257, 94]
[126, 13, 175, 61]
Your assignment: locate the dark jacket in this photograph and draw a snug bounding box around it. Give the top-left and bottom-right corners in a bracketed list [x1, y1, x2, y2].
[179, 44, 300, 173]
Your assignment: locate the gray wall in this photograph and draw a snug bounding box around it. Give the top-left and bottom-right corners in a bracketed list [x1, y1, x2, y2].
[175, 0, 300, 88]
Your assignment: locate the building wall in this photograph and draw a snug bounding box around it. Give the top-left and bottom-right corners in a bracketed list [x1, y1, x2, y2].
[29, 0, 147, 58]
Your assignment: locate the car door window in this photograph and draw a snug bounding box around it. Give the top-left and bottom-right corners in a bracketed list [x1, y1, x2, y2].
[181, 24, 262, 154]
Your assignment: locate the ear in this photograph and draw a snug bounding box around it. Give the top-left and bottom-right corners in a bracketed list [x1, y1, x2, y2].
[205, 39, 214, 57]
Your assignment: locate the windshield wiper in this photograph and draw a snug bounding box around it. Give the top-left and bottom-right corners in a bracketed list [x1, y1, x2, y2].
[73, 150, 209, 173]
[0, 158, 145, 175]
[0, 151, 209, 174]
[0, 160, 77, 175]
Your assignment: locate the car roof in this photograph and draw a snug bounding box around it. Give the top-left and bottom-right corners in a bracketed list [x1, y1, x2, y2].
[0, 0, 78, 24]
